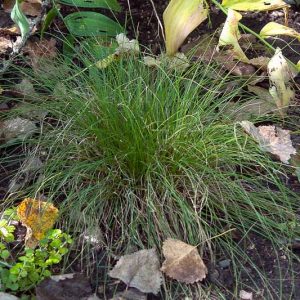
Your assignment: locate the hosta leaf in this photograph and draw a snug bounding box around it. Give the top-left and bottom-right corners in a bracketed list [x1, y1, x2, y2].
[64, 12, 124, 37]
[217, 9, 249, 62]
[163, 0, 208, 56]
[10, 0, 30, 39]
[260, 22, 300, 41]
[268, 48, 296, 115]
[57, 0, 121, 11]
[221, 0, 289, 11]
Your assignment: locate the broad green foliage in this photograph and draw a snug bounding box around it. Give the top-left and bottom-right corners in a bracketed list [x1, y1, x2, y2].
[163, 0, 208, 55]
[10, 0, 30, 39]
[221, 0, 288, 11]
[0, 209, 72, 293]
[64, 11, 123, 37]
[58, 0, 121, 11]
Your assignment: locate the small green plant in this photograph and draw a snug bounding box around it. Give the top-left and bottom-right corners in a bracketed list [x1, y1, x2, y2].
[0, 211, 72, 292]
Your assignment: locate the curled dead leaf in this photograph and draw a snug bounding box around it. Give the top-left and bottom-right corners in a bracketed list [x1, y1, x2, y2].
[240, 121, 296, 164]
[161, 238, 207, 284]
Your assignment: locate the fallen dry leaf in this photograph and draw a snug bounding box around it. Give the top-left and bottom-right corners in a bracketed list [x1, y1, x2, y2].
[3, 0, 42, 17]
[109, 248, 162, 294]
[240, 121, 296, 164]
[0, 36, 13, 54]
[182, 37, 255, 76]
[161, 238, 207, 284]
[23, 38, 57, 71]
[17, 198, 59, 248]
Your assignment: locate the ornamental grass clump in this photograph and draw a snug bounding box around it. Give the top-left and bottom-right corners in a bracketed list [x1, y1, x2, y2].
[3, 54, 299, 297]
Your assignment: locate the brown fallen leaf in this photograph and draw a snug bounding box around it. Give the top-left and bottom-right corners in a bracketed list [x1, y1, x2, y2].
[161, 238, 207, 284]
[17, 198, 59, 248]
[0, 26, 20, 36]
[23, 38, 57, 71]
[3, 0, 42, 17]
[182, 37, 256, 76]
[240, 121, 296, 164]
[109, 248, 162, 294]
[0, 36, 13, 54]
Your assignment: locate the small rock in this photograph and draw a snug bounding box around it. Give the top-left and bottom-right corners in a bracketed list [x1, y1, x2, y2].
[0, 292, 19, 300]
[239, 290, 253, 300]
[218, 259, 231, 269]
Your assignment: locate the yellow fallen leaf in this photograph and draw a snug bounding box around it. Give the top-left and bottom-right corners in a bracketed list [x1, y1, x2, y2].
[17, 198, 59, 247]
[163, 0, 208, 56]
[217, 9, 249, 63]
[161, 238, 207, 284]
[260, 22, 300, 41]
[222, 0, 289, 11]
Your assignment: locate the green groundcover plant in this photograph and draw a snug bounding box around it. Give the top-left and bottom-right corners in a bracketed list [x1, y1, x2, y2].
[0, 209, 72, 293]
[1, 52, 299, 297]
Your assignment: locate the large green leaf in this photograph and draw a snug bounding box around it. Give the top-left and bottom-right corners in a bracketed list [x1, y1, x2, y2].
[10, 0, 30, 39]
[58, 0, 121, 11]
[64, 12, 124, 37]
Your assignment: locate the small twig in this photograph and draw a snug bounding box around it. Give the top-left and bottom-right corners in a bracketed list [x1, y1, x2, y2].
[149, 0, 165, 42]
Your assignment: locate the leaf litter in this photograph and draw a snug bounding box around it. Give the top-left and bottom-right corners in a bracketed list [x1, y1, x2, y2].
[109, 248, 162, 294]
[161, 238, 207, 284]
[240, 121, 297, 164]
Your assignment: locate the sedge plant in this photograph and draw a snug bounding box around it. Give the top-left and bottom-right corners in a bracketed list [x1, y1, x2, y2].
[1, 52, 299, 298]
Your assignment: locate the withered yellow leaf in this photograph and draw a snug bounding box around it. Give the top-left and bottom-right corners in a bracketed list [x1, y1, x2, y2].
[17, 198, 59, 247]
[217, 9, 249, 63]
[260, 22, 300, 41]
[161, 238, 207, 284]
[222, 0, 289, 11]
[163, 0, 208, 56]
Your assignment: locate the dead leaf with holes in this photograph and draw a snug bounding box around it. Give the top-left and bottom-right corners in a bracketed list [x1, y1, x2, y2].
[240, 121, 296, 164]
[161, 239, 207, 284]
[268, 48, 296, 116]
[3, 0, 42, 16]
[109, 248, 162, 294]
[17, 198, 59, 248]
